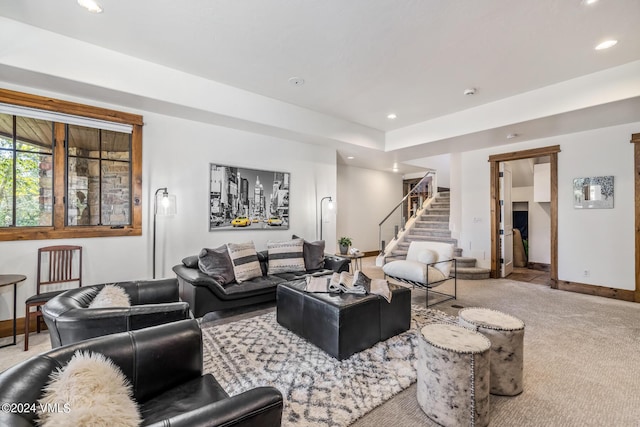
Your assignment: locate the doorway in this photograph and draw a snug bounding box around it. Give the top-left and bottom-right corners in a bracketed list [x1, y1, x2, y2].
[488, 145, 561, 287]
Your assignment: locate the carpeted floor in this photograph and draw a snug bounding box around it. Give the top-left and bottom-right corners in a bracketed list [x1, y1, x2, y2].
[2, 256, 639, 426]
[350, 257, 640, 427]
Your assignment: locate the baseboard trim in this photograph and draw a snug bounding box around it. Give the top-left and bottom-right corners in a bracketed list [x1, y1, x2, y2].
[0, 316, 47, 339]
[362, 250, 379, 257]
[555, 280, 635, 302]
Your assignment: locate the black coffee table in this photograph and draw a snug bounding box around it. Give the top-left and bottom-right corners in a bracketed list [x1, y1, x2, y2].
[276, 280, 411, 360]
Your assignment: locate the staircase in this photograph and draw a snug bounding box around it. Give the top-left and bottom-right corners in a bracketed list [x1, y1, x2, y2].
[386, 192, 490, 280]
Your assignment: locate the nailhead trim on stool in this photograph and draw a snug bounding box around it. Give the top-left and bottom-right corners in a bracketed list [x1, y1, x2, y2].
[459, 307, 525, 396]
[417, 323, 491, 427]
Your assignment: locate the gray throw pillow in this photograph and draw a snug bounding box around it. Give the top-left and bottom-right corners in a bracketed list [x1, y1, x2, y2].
[292, 234, 325, 270]
[182, 255, 199, 268]
[198, 245, 235, 285]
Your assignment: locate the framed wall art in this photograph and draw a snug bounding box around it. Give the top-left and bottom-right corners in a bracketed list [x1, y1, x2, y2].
[209, 164, 290, 230]
[573, 176, 614, 209]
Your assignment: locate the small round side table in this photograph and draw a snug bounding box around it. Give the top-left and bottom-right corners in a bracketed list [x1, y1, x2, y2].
[0, 274, 27, 348]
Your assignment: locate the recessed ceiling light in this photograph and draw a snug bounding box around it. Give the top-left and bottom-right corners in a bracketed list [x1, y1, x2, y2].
[581, 0, 598, 5]
[463, 88, 477, 96]
[507, 133, 519, 139]
[387, 113, 397, 120]
[288, 77, 305, 86]
[77, 0, 103, 13]
[595, 40, 618, 50]
[347, 156, 355, 160]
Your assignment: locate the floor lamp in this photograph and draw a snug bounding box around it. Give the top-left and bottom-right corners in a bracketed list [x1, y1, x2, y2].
[319, 196, 334, 241]
[153, 187, 177, 279]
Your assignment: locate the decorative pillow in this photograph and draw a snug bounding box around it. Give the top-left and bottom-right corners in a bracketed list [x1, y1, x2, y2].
[182, 255, 199, 268]
[89, 285, 131, 308]
[292, 235, 326, 271]
[267, 239, 306, 274]
[198, 245, 235, 285]
[417, 249, 438, 265]
[38, 350, 141, 427]
[227, 241, 263, 283]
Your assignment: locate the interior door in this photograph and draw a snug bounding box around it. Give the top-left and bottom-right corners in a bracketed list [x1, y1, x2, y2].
[500, 162, 514, 277]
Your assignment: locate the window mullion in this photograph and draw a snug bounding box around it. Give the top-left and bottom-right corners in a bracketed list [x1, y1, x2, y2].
[11, 115, 17, 226]
[53, 122, 66, 229]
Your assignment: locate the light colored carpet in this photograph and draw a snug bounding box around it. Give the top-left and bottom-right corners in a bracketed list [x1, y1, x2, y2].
[201, 306, 456, 427]
[352, 258, 640, 427]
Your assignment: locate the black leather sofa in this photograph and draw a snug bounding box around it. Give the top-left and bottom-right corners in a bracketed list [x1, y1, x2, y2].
[0, 319, 283, 427]
[42, 278, 191, 348]
[174, 251, 350, 317]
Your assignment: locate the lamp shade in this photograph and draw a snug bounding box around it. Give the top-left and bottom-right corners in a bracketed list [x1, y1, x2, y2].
[156, 193, 177, 216]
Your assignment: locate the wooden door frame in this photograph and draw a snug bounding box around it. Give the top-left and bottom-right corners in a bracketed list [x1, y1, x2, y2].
[632, 133, 640, 302]
[488, 145, 561, 286]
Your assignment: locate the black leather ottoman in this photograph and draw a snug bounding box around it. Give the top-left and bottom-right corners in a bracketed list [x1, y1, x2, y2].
[276, 280, 411, 360]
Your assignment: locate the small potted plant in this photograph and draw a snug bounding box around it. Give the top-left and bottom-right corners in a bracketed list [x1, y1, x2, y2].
[338, 237, 352, 255]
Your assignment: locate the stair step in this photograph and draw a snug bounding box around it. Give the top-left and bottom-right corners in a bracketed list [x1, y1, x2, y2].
[425, 208, 450, 215]
[404, 235, 458, 245]
[420, 214, 449, 222]
[455, 266, 491, 280]
[387, 247, 465, 262]
[410, 228, 452, 238]
[415, 220, 449, 229]
[430, 202, 450, 208]
[454, 257, 477, 268]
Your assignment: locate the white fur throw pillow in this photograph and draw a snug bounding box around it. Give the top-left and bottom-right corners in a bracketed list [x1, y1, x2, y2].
[38, 351, 141, 427]
[89, 285, 131, 308]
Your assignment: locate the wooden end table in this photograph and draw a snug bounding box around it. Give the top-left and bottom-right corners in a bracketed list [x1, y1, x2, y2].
[336, 252, 365, 271]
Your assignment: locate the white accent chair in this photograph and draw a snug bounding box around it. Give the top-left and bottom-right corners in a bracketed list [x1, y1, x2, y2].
[382, 241, 457, 307]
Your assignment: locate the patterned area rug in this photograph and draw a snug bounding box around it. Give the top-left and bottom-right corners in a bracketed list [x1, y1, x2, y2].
[201, 306, 456, 427]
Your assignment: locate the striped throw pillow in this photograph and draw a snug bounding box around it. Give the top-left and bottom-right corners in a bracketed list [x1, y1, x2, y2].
[267, 239, 306, 274]
[227, 241, 263, 283]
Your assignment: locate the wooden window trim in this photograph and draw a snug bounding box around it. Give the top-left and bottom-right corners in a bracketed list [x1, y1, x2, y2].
[0, 88, 142, 241]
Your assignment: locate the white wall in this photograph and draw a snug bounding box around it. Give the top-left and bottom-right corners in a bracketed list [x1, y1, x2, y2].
[0, 89, 337, 321]
[511, 186, 551, 264]
[405, 153, 451, 188]
[336, 165, 403, 253]
[455, 122, 638, 290]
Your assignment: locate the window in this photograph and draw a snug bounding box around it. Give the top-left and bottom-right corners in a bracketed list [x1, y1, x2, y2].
[0, 89, 143, 241]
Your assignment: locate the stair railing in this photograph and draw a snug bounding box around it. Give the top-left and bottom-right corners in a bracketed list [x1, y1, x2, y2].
[378, 171, 436, 255]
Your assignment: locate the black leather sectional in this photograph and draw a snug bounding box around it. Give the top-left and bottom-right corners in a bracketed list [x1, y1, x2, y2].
[173, 251, 350, 317]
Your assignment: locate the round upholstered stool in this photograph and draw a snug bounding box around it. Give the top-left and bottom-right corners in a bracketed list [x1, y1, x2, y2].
[417, 323, 491, 427]
[459, 307, 525, 396]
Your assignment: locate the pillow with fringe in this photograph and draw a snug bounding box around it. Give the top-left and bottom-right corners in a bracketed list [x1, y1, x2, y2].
[38, 350, 141, 427]
[89, 285, 131, 308]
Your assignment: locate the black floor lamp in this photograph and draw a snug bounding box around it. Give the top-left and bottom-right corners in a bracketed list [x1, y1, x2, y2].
[153, 187, 177, 279]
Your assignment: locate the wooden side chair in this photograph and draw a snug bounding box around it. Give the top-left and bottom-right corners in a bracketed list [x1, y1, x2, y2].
[24, 245, 82, 350]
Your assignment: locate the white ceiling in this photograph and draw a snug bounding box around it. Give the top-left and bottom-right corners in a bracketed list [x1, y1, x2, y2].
[1, 0, 639, 173]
